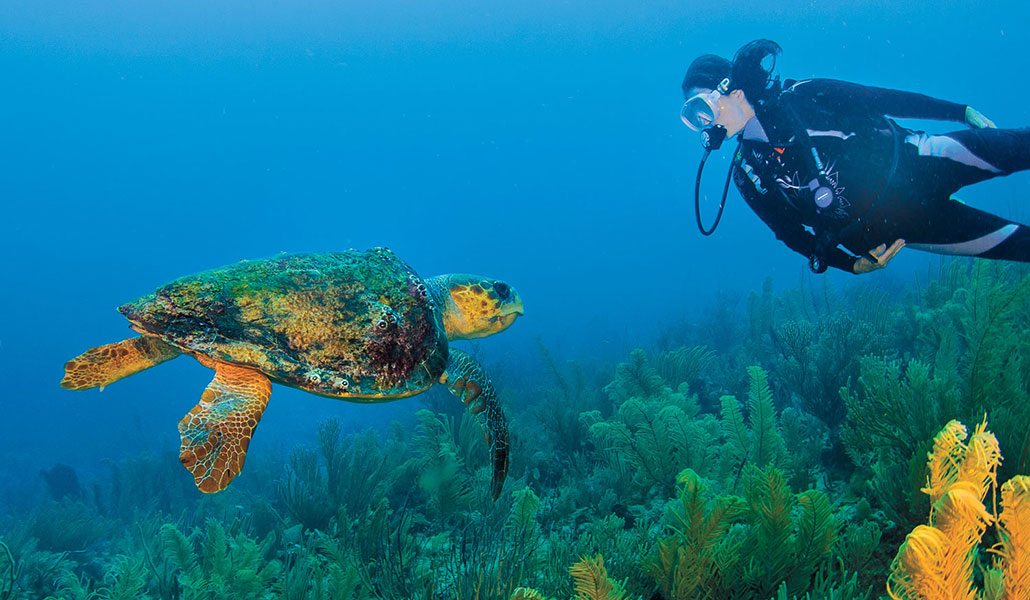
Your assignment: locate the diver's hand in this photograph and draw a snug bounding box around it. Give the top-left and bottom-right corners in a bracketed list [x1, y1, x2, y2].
[853, 239, 905, 274]
[965, 106, 997, 129]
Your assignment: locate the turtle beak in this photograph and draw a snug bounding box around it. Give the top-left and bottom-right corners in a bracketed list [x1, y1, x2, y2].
[495, 313, 519, 331]
[494, 294, 524, 330]
[500, 293, 524, 317]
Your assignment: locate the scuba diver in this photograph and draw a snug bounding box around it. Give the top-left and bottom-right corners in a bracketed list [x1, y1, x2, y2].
[681, 39, 1030, 274]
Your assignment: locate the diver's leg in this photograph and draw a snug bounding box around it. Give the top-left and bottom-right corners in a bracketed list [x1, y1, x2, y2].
[905, 127, 1030, 189]
[978, 227, 1030, 261]
[905, 197, 1030, 262]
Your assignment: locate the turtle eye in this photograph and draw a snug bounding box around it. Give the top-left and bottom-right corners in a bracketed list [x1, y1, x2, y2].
[493, 282, 511, 300]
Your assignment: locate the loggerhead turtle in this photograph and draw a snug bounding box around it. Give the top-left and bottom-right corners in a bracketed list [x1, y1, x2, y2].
[61, 248, 523, 499]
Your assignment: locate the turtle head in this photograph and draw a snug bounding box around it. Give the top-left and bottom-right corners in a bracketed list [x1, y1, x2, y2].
[427, 274, 524, 340]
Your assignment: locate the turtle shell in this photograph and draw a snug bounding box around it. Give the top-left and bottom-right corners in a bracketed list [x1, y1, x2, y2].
[119, 248, 449, 399]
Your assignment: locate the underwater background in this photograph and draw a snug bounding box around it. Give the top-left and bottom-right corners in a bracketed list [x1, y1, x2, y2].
[1, 1, 1029, 598]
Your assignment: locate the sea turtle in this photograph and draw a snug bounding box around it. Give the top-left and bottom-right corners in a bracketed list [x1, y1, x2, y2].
[61, 248, 523, 499]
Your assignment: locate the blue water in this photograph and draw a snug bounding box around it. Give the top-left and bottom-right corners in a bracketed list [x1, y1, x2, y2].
[1, 0, 1028, 497]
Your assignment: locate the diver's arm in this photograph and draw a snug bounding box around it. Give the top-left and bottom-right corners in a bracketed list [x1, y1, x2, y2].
[853, 240, 906, 274]
[784, 78, 968, 122]
[739, 185, 858, 274]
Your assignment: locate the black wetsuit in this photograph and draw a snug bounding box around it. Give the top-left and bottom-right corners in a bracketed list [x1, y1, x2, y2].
[732, 78, 1030, 273]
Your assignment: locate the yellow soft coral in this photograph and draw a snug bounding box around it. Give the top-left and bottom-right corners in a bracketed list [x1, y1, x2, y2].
[956, 421, 1001, 503]
[921, 420, 968, 505]
[890, 525, 956, 599]
[887, 419, 1027, 600]
[995, 476, 1030, 599]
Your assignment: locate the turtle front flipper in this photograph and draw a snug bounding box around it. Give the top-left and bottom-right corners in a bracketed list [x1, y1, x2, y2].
[61, 337, 181, 391]
[441, 349, 510, 501]
[179, 359, 271, 493]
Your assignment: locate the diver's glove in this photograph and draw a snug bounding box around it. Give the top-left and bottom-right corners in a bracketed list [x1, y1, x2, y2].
[965, 106, 997, 129]
[853, 239, 905, 274]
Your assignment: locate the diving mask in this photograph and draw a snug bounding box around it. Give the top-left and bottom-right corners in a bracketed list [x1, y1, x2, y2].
[679, 78, 731, 132]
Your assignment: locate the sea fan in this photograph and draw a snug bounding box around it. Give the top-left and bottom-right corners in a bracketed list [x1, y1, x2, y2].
[510, 588, 554, 600]
[793, 490, 837, 576]
[569, 554, 629, 600]
[159, 522, 197, 576]
[720, 394, 750, 475]
[744, 465, 794, 591]
[747, 366, 785, 468]
[603, 349, 666, 403]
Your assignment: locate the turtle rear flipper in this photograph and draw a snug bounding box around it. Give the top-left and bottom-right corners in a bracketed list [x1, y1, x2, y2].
[441, 349, 509, 501]
[179, 359, 271, 493]
[61, 337, 181, 391]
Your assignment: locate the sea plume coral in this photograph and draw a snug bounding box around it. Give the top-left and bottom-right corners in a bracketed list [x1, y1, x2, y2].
[510, 555, 628, 600]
